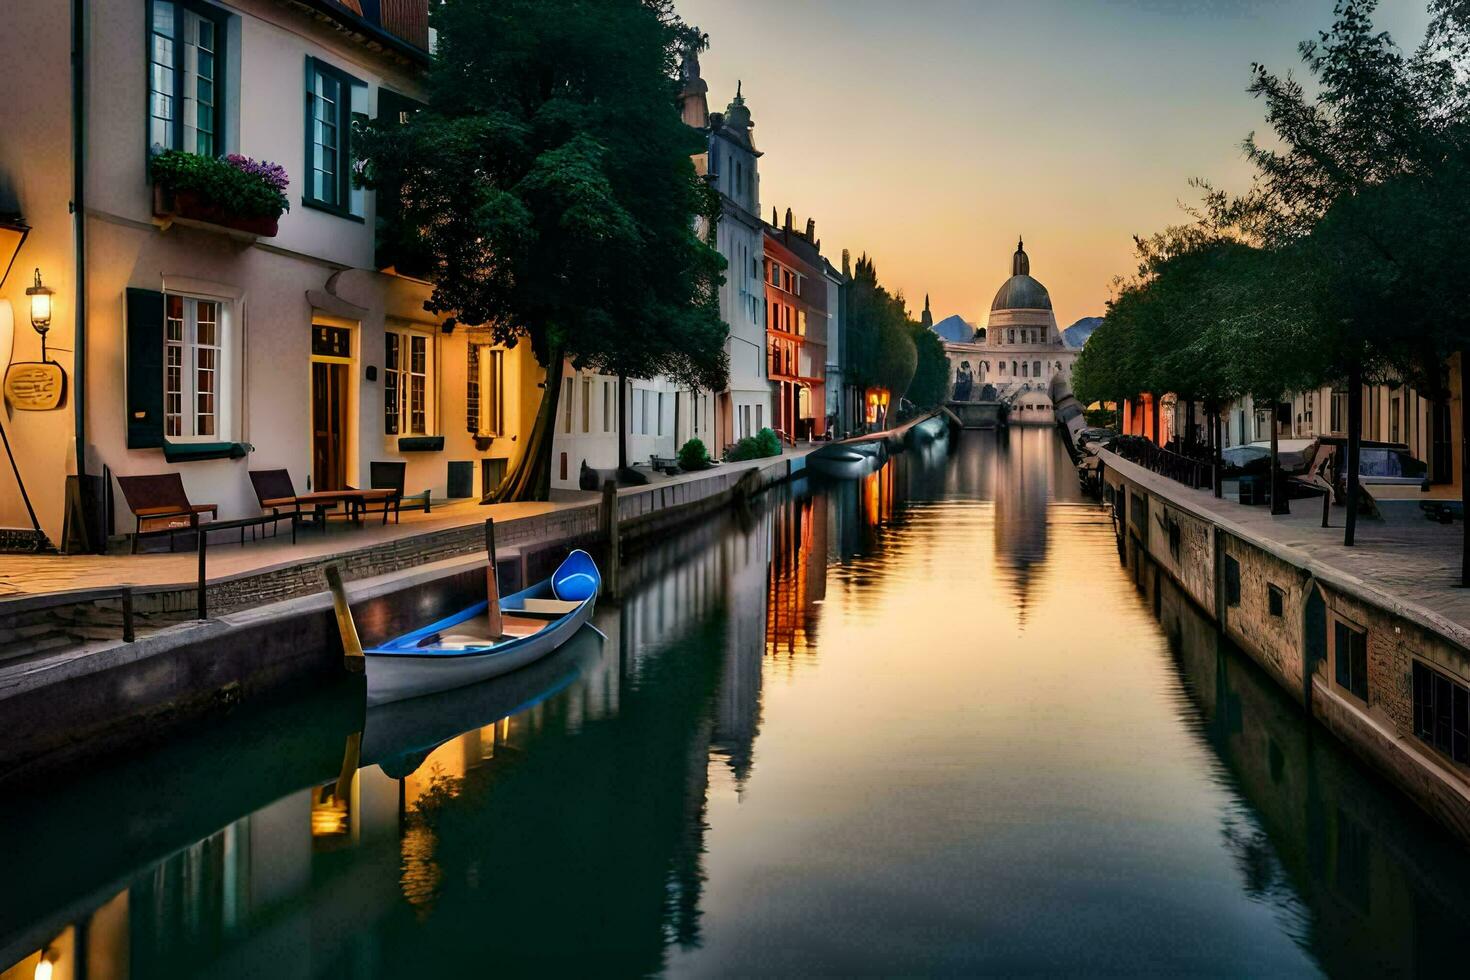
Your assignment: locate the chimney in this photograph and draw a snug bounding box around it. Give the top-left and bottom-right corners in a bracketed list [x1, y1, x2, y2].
[784, 208, 793, 233]
[772, 206, 778, 227]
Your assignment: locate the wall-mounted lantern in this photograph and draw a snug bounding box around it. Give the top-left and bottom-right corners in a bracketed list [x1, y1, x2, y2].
[25, 268, 52, 360]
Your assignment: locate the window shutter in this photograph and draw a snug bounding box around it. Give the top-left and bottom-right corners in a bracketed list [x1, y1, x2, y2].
[126, 287, 166, 449]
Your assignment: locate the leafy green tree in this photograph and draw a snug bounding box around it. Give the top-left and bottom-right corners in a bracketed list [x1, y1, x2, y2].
[1217, 0, 1467, 541]
[906, 321, 950, 411]
[358, 0, 728, 502]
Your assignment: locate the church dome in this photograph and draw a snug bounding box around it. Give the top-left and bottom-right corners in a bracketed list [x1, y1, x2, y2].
[990, 238, 1052, 311]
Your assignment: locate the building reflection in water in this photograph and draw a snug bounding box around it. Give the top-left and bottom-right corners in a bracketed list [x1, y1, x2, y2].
[0, 480, 832, 979]
[1141, 551, 1470, 976]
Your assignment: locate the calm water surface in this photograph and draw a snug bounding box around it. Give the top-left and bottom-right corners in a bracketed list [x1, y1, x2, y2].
[6, 429, 1470, 977]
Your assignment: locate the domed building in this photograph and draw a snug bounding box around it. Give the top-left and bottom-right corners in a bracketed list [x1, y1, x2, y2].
[939, 238, 1077, 425]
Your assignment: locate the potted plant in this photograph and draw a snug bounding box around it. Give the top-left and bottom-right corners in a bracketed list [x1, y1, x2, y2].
[151, 151, 290, 237]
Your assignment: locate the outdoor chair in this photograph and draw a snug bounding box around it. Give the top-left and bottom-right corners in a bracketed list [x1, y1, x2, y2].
[249, 469, 308, 524]
[365, 461, 432, 524]
[116, 473, 218, 554]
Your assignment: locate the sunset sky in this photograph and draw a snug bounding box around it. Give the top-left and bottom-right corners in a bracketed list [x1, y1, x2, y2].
[676, 0, 1431, 331]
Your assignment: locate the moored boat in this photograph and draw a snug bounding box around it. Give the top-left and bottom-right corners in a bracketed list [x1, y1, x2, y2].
[363, 550, 601, 706]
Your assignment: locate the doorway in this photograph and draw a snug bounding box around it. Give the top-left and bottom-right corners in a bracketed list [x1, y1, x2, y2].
[312, 361, 349, 491]
[1432, 399, 1452, 484]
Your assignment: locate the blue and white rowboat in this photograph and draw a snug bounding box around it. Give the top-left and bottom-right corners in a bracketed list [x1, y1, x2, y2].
[364, 550, 601, 706]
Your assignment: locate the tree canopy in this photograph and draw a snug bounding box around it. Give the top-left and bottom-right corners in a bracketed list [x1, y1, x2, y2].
[358, 0, 729, 500]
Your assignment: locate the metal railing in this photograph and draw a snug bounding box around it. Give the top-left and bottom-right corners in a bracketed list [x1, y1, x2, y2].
[1111, 436, 1216, 491]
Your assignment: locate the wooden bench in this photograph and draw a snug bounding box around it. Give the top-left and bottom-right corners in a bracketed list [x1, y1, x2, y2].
[116, 474, 219, 554]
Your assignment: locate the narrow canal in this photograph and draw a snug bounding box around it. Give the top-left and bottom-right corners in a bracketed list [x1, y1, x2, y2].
[6, 429, 1470, 977]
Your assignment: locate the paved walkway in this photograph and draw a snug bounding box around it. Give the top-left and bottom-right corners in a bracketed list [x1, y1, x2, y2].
[1101, 450, 1470, 639]
[0, 446, 823, 599]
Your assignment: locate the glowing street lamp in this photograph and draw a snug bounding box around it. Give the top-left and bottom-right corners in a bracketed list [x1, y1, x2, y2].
[24, 269, 53, 361]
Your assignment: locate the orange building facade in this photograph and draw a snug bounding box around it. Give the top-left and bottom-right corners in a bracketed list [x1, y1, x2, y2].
[764, 214, 827, 443]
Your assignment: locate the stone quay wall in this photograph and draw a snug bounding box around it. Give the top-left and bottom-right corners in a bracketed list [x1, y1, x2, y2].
[1101, 450, 1470, 845]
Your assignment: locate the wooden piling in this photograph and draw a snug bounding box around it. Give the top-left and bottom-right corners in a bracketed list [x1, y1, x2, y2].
[324, 563, 365, 672]
[602, 479, 620, 600]
[484, 517, 504, 638]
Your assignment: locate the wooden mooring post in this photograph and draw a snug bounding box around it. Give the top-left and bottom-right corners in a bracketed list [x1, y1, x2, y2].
[324, 563, 365, 672]
[602, 479, 621, 600]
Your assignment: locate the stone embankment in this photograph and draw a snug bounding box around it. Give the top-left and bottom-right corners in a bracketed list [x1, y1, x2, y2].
[1099, 449, 1470, 845]
[0, 447, 816, 784]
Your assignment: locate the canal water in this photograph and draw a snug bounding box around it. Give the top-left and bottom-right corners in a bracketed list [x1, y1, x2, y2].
[5, 428, 1470, 977]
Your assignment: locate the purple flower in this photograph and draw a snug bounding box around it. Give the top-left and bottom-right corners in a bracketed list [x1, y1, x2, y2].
[226, 154, 290, 193]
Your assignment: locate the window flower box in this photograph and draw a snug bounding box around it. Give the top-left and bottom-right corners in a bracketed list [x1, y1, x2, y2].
[151, 151, 289, 239]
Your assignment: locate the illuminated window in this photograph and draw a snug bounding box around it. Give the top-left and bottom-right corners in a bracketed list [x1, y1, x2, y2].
[163, 294, 228, 440]
[386, 328, 432, 435]
[467, 345, 505, 437]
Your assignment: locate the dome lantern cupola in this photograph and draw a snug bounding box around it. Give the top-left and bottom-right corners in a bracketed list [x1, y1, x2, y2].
[1012, 236, 1029, 276]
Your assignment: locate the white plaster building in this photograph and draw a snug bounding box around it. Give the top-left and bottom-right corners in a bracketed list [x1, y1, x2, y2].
[941, 238, 1076, 425]
[679, 55, 771, 454]
[1, 0, 544, 549]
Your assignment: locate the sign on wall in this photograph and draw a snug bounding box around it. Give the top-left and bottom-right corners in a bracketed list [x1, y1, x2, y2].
[4, 361, 66, 411]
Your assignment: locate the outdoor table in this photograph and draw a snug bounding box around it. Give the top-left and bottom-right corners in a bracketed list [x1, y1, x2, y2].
[295, 489, 396, 528]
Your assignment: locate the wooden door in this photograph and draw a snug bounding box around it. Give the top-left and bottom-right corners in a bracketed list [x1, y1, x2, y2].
[312, 361, 348, 491]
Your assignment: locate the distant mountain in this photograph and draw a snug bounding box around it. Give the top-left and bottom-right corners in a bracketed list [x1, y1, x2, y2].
[930, 314, 977, 343]
[1062, 316, 1103, 349]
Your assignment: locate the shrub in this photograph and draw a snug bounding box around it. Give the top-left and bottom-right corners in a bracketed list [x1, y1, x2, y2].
[151, 150, 291, 220]
[755, 427, 782, 457]
[677, 438, 711, 471]
[727, 428, 782, 462]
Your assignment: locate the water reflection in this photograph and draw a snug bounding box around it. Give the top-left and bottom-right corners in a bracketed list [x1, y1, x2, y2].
[1143, 553, 1470, 977]
[6, 429, 1470, 977]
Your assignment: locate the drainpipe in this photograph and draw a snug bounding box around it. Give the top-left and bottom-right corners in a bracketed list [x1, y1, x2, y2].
[72, 0, 92, 548]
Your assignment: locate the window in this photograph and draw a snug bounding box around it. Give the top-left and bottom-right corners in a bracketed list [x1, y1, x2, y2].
[603, 381, 613, 432]
[1021, 362, 1029, 378]
[1224, 554, 1241, 607]
[467, 345, 504, 437]
[305, 57, 366, 217]
[163, 294, 228, 439]
[998, 362, 1006, 376]
[1033, 360, 1041, 378]
[563, 377, 573, 434]
[1331, 389, 1348, 433]
[385, 329, 431, 435]
[756, 404, 763, 431]
[1413, 661, 1470, 765]
[656, 392, 664, 436]
[1008, 329, 1015, 344]
[582, 378, 591, 433]
[1334, 620, 1369, 702]
[148, 1, 228, 157]
[1268, 584, 1285, 617]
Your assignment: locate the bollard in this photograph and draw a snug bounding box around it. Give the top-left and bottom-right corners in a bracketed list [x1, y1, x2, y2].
[121, 586, 136, 643]
[197, 527, 208, 620]
[1321, 487, 1331, 528]
[602, 479, 620, 600]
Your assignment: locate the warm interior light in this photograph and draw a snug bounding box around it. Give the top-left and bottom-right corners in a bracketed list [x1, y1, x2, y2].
[34, 953, 53, 980]
[26, 268, 52, 335]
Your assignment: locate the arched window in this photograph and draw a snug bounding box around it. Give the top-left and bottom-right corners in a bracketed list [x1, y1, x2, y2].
[999, 361, 1007, 375]
[1007, 329, 1015, 344]
[1022, 362, 1029, 378]
[1033, 360, 1041, 377]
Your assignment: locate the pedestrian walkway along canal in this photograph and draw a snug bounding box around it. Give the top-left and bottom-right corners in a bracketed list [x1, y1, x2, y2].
[5, 429, 1470, 977]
